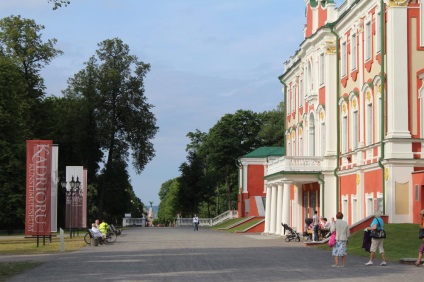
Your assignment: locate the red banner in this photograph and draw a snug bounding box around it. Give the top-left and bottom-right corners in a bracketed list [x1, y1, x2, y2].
[25, 140, 53, 235]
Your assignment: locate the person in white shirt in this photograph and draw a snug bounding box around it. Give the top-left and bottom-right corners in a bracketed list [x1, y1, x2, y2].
[193, 215, 199, 231]
[312, 210, 319, 241]
[91, 223, 106, 240]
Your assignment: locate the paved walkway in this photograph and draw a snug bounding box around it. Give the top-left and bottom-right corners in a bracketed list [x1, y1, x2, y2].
[1, 227, 422, 281]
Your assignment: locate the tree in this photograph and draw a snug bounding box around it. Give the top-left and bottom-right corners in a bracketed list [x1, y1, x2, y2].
[157, 179, 180, 225]
[0, 56, 29, 231]
[0, 15, 63, 138]
[48, 0, 70, 10]
[201, 110, 264, 210]
[258, 101, 285, 146]
[0, 15, 63, 96]
[64, 38, 158, 218]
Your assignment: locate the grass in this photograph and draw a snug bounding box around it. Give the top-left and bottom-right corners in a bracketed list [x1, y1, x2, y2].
[210, 218, 246, 230]
[314, 223, 422, 261]
[209, 217, 264, 233]
[0, 235, 87, 255]
[0, 234, 87, 280]
[0, 261, 43, 281]
[225, 219, 263, 233]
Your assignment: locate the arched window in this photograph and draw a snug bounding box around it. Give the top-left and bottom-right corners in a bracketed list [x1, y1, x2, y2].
[350, 95, 359, 150]
[309, 112, 316, 156]
[307, 60, 313, 95]
[373, 78, 382, 143]
[299, 127, 304, 156]
[317, 106, 326, 156]
[340, 101, 348, 153]
[364, 87, 373, 146]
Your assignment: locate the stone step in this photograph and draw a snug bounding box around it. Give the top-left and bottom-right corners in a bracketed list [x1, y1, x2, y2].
[400, 258, 423, 265]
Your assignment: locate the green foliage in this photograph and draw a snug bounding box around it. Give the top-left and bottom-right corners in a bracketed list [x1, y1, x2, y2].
[64, 38, 158, 218]
[0, 15, 63, 229]
[157, 179, 180, 222]
[157, 103, 285, 220]
[48, 0, 71, 10]
[0, 16, 154, 229]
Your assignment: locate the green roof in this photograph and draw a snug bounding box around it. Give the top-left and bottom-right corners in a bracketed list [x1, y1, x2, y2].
[241, 147, 285, 159]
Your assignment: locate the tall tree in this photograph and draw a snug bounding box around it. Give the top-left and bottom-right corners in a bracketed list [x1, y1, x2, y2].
[258, 101, 285, 146]
[0, 57, 29, 230]
[65, 38, 158, 218]
[0, 16, 62, 230]
[0, 15, 63, 137]
[202, 110, 264, 210]
[157, 179, 180, 225]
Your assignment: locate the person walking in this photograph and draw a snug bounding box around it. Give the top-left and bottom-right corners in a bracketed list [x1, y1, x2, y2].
[312, 210, 319, 242]
[365, 211, 387, 266]
[193, 215, 199, 231]
[330, 212, 350, 267]
[414, 209, 424, 266]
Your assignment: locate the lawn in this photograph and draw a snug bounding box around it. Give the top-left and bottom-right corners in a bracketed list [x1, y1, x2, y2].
[314, 223, 422, 261]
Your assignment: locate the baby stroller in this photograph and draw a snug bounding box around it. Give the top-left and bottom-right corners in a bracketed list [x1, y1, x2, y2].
[303, 218, 313, 241]
[282, 223, 301, 242]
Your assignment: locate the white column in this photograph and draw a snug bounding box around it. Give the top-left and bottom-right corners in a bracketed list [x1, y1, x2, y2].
[264, 185, 272, 234]
[269, 185, 278, 234]
[275, 183, 283, 235]
[282, 183, 291, 232]
[386, 3, 410, 139]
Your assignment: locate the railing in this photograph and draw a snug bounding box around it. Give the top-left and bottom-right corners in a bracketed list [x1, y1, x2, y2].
[267, 156, 324, 175]
[211, 210, 238, 226]
[175, 210, 238, 227]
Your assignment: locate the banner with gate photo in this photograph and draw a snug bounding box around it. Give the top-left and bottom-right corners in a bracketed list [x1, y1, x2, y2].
[65, 166, 87, 229]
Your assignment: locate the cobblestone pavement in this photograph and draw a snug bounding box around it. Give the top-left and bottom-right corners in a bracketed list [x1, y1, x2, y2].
[1, 227, 422, 281]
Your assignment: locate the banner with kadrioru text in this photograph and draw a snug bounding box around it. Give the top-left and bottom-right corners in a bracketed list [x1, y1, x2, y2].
[25, 140, 53, 235]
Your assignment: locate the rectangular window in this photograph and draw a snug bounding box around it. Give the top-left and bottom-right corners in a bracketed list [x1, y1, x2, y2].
[415, 185, 419, 201]
[342, 116, 348, 153]
[351, 34, 357, 70]
[300, 80, 304, 106]
[319, 53, 324, 85]
[341, 42, 347, 77]
[299, 137, 303, 156]
[376, 12, 381, 53]
[352, 111, 358, 150]
[321, 123, 326, 156]
[367, 104, 372, 145]
[365, 22, 372, 61]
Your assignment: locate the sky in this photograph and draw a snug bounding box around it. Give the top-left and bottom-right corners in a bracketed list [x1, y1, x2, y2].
[0, 0, 307, 206]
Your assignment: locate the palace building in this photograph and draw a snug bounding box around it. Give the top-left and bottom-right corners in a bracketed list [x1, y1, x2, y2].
[239, 0, 424, 236]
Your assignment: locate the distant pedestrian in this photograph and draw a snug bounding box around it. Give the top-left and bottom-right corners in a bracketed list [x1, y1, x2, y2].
[312, 210, 319, 241]
[193, 215, 199, 231]
[414, 209, 424, 267]
[365, 211, 387, 266]
[330, 212, 350, 267]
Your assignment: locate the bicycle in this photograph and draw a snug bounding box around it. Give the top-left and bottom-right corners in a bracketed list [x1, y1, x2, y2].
[84, 228, 117, 244]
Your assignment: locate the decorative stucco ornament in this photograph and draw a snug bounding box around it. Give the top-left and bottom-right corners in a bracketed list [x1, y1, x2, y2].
[388, 0, 408, 7]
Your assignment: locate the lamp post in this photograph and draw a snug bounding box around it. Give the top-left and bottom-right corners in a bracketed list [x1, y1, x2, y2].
[60, 176, 81, 238]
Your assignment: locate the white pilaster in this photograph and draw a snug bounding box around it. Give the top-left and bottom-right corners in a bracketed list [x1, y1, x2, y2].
[386, 4, 411, 139]
[282, 183, 291, 231]
[264, 185, 272, 234]
[269, 185, 278, 234]
[275, 183, 283, 235]
[324, 35, 337, 156]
